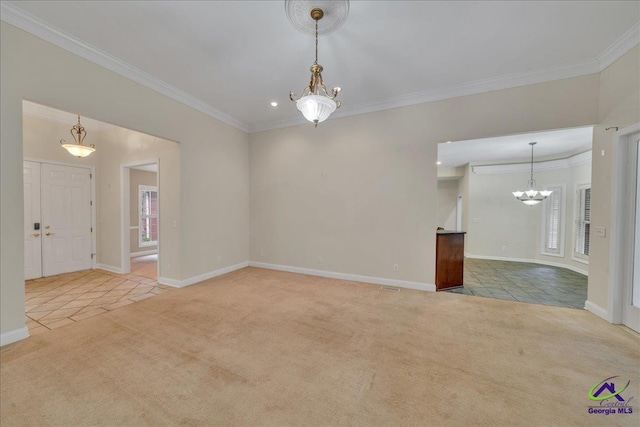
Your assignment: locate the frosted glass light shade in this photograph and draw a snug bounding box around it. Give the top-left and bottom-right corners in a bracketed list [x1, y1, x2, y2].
[523, 199, 541, 206]
[512, 191, 524, 198]
[62, 144, 95, 158]
[296, 95, 337, 124]
[525, 189, 538, 198]
[539, 190, 553, 197]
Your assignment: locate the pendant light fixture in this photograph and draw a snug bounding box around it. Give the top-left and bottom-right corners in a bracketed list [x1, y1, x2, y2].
[289, 6, 342, 127]
[60, 115, 95, 158]
[512, 142, 552, 206]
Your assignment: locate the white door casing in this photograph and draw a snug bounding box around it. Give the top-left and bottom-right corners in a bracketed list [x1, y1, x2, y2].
[624, 131, 640, 332]
[41, 163, 92, 277]
[23, 161, 42, 280]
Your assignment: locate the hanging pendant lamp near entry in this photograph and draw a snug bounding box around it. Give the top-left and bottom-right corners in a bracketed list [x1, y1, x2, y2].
[288, 2, 347, 127]
[512, 142, 552, 206]
[60, 115, 95, 158]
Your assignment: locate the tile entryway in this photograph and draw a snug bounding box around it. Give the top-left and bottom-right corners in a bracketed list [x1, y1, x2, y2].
[25, 269, 173, 335]
[445, 258, 587, 309]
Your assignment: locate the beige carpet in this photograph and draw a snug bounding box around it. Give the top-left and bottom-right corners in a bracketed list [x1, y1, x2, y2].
[1, 267, 638, 426]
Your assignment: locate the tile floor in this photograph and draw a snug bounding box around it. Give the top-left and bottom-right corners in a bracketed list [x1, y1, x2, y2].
[25, 269, 173, 335]
[445, 258, 587, 309]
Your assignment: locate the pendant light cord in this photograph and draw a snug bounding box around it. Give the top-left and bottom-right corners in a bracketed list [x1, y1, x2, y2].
[314, 19, 318, 65]
[530, 143, 534, 181]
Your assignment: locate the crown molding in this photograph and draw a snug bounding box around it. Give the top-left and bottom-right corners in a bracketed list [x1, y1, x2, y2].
[249, 58, 602, 133]
[597, 22, 640, 71]
[2, 1, 637, 135]
[0, 1, 249, 133]
[472, 150, 592, 175]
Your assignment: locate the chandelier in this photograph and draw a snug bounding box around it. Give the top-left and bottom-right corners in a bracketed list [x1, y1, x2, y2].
[60, 115, 95, 158]
[289, 7, 342, 127]
[512, 142, 552, 206]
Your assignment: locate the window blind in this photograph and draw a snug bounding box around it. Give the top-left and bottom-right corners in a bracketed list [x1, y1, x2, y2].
[544, 186, 562, 254]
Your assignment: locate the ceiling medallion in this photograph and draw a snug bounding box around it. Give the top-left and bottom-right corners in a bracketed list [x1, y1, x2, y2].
[287, 1, 348, 127]
[285, 0, 349, 36]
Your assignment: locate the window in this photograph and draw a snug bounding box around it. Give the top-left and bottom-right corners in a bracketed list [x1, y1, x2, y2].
[541, 185, 564, 257]
[139, 185, 158, 246]
[574, 184, 591, 260]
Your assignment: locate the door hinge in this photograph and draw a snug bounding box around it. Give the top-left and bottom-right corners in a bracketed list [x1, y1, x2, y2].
[91, 253, 95, 259]
[90, 227, 93, 233]
[90, 173, 92, 179]
[90, 200, 93, 206]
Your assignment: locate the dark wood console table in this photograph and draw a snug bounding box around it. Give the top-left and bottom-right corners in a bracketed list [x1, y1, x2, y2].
[435, 231, 466, 291]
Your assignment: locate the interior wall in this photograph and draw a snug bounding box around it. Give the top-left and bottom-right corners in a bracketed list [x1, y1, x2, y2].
[250, 73, 599, 286]
[437, 180, 459, 231]
[589, 46, 640, 312]
[1, 22, 250, 336]
[95, 127, 178, 271]
[130, 169, 158, 255]
[465, 159, 591, 273]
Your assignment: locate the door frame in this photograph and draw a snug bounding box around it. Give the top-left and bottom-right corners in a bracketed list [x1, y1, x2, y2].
[608, 122, 640, 324]
[120, 159, 160, 278]
[24, 157, 97, 272]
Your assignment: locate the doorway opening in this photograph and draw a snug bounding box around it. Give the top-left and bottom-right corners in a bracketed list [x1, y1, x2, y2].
[609, 124, 640, 333]
[436, 126, 593, 309]
[22, 100, 180, 333]
[122, 161, 159, 281]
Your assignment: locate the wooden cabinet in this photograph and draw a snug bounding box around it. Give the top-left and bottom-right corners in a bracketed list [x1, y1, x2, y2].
[435, 231, 466, 291]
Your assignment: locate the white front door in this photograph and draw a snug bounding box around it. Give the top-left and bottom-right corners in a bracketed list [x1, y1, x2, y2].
[41, 163, 92, 277]
[24, 161, 42, 280]
[624, 132, 640, 332]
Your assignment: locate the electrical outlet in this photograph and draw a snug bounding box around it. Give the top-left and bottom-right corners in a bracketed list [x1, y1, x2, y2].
[393, 264, 399, 272]
[317, 256, 323, 264]
[260, 250, 264, 257]
[502, 245, 507, 251]
[594, 226, 606, 237]
[217, 256, 222, 262]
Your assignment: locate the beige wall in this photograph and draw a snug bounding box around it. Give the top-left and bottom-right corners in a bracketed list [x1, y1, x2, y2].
[465, 159, 592, 273]
[1, 22, 250, 336]
[130, 169, 158, 255]
[250, 73, 599, 286]
[588, 46, 640, 310]
[437, 180, 459, 231]
[95, 127, 178, 271]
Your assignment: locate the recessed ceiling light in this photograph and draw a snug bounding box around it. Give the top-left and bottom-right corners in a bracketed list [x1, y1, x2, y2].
[436, 161, 442, 165]
[270, 101, 278, 107]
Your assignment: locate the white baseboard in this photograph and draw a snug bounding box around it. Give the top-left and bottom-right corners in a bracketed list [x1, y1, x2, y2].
[464, 253, 588, 276]
[0, 326, 29, 346]
[248, 261, 436, 292]
[96, 264, 124, 274]
[130, 250, 158, 258]
[158, 261, 249, 288]
[584, 300, 610, 322]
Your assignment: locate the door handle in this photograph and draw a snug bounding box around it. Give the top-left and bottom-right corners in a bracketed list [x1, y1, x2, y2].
[45, 232, 55, 236]
[32, 233, 40, 237]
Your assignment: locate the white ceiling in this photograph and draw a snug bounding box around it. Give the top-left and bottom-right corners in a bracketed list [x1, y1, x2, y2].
[4, 1, 639, 133]
[438, 126, 594, 168]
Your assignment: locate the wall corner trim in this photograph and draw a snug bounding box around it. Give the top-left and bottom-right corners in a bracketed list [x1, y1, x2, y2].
[96, 264, 125, 275]
[0, 327, 30, 347]
[248, 261, 436, 292]
[584, 300, 610, 322]
[159, 261, 249, 288]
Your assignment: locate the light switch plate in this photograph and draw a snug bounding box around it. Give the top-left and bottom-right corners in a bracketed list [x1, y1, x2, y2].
[594, 226, 606, 237]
